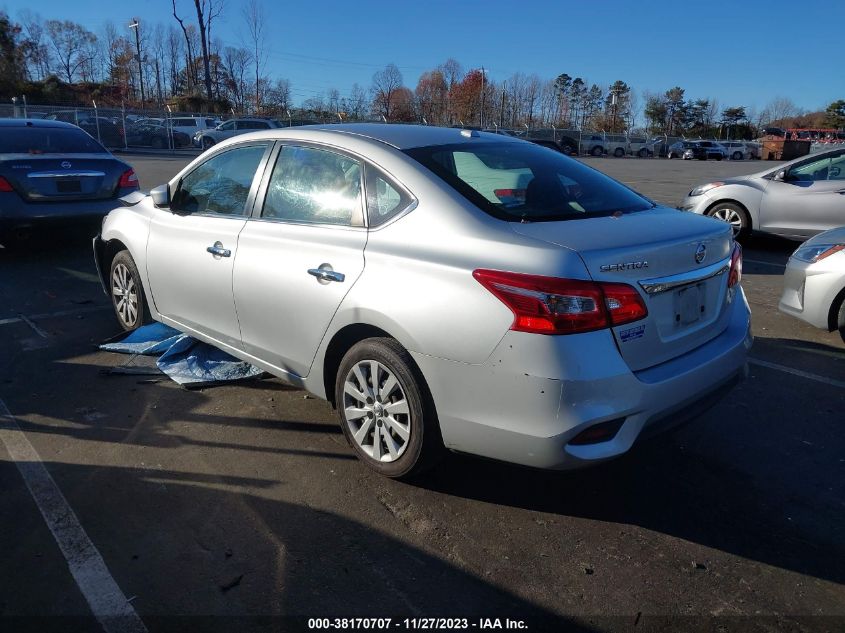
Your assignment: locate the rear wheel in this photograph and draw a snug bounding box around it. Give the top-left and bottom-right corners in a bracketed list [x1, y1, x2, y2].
[613, 147, 625, 157]
[732, 151, 743, 160]
[637, 148, 649, 158]
[707, 202, 749, 241]
[590, 145, 603, 157]
[335, 338, 443, 478]
[109, 250, 150, 331]
[837, 298, 845, 344]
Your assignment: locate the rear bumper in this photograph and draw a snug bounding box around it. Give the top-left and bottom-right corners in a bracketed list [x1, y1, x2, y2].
[0, 192, 130, 232]
[412, 288, 752, 470]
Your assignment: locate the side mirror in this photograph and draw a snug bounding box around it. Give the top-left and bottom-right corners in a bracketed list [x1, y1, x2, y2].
[150, 184, 170, 208]
[773, 169, 787, 182]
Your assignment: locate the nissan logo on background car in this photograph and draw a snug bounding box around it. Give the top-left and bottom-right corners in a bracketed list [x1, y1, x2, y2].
[695, 243, 707, 264]
[61, 161, 72, 169]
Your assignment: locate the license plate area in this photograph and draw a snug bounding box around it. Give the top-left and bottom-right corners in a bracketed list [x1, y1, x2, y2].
[674, 283, 705, 326]
[57, 179, 82, 193]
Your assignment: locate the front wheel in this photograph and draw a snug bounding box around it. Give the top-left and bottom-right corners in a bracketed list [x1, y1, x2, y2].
[732, 151, 743, 160]
[202, 136, 215, 150]
[590, 145, 603, 157]
[613, 147, 625, 157]
[837, 298, 845, 344]
[638, 148, 649, 158]
[109, 250, 151, 331]
[707, 202, 749, 241]
[335, 338, 443, 478]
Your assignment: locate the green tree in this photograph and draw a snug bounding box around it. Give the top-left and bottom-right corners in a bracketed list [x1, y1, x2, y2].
[0, 12, 31, 97]
[664, 86, 686, 135]
[824, 100, 845, 129]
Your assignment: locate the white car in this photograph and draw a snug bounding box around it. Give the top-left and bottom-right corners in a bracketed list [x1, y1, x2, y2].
[167, 116, 219, 138]
[779, 226, 845, 342]
[721, 141, 751, 161]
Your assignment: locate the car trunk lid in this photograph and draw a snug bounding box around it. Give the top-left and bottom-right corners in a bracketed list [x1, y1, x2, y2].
[0, 154, 123, 202]
[511, 207, 737, 371]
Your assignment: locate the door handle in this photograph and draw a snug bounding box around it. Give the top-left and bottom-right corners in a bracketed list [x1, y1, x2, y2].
[308, 268, 345, 283]
[206, 241, 231, 257]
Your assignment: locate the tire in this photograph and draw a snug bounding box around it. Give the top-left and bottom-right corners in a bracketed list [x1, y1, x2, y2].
[706, 202, 750, 241]
[613, 147, 625, 158]
[590, 145, 603, 157]
[151, 136, 164, 149]
[715, 154, 723, 161]
[668, 152, 675, 159]
[202, 136, 215, 150]
[732, 151, 743, 160]
[109, 250, 151, 331]
[335, 337, 443, 478]
[837, 297, 845, 344]
[637, 148, 649, 158]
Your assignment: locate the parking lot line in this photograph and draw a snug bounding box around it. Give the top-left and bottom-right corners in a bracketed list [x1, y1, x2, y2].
[0, 305, 109, 327]
[0, 398, 148, 633]
[749, 358, 845, 389]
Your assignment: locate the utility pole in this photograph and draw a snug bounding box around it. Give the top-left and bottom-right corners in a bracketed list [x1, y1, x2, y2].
[480, 66, 485, 128]
[129, 19, 145, 108]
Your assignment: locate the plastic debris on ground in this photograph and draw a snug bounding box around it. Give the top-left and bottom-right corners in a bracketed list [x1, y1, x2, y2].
[100, 323, 263, 388]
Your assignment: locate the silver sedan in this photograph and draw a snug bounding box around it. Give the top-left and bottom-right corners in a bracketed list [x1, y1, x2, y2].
[679, 147, 845, 240]
[779, 226, 845, 342]
[93, 124, 750, 477]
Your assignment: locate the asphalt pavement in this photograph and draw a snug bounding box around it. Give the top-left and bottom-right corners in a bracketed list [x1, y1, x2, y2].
[1, 155, 842, 633]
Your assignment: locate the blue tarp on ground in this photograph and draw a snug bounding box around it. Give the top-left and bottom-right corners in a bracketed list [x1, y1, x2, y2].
[100, 323, 263, 386]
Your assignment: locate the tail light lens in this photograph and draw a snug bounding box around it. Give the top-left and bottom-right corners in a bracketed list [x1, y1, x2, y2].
[118, 169, 139, 189]
[728, 242, 742, 288]
[0, 176, 13, 192]
[473, 269, 647, 335]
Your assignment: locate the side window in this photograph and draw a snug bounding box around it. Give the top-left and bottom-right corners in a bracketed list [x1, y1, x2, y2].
[171, 144, 268, 216]
[790, 156, 832, 181]
[365, 165, 414, 227]
[828, 154, 845, 180]
[219, 121, 236, 131]
[262, 145, 363, 226]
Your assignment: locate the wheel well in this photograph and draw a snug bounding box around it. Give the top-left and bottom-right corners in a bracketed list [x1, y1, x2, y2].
[323, 324, 393, 407]
[704, 199, 753, 229]
[827, 286, 845, 332]
[96, 238, 129, 288]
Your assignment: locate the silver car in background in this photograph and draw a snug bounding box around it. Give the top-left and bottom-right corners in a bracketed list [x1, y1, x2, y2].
[93, 124, 750, 477]
[779, 226, 845, 342]
[680, 147, 845, 240]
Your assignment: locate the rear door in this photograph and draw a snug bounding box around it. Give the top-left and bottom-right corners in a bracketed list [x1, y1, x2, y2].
[146, 142, 272, 348]
[233, 143, 367, 378]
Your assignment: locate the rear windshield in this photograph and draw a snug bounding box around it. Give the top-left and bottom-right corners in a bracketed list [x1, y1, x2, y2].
[405, 141, 653, 222]
[0, 127, 107, 154]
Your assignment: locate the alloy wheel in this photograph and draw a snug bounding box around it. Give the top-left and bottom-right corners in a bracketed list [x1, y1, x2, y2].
[342, 360, 411, 463]
[711, 207, 744, 237]
[112, 262, 139, 328]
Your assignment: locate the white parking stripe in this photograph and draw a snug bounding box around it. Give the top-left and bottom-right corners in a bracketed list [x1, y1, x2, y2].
[749, 358, 845, 389]
[0, 398, 147, 633]
[0, 305, 109, 327]
[18, 313, 50, 339]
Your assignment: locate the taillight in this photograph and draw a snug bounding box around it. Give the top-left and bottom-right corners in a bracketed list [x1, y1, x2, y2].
[728, 242, 742, 287]
[0, 176, 13, 192]
[473, 269, 647, 335]
[118, 169, 139, 189]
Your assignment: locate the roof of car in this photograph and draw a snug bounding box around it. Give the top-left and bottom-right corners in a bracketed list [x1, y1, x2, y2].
[0, 118, 78, 129]
[282, 123, 524, 150]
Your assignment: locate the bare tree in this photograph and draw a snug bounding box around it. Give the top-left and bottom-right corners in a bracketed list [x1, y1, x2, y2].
[172, 0, 196, 91]
[371, 63, 403, 120]
[190, 0, 214, 101]
[222, 46, 251, 111]
[347, 83, 368, 121]
[242, 0, 266, 113]
[45, 20, 97, 83]
[761, 96, 800, 126]
[18, 11, 50, 80]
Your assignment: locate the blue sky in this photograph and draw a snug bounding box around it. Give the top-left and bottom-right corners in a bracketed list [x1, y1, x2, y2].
[4, 0, 843, 114]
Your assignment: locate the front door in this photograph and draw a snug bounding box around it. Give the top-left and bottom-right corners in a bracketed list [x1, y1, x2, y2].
[234, 144, 367, 378]
[760, 151, 845, 238]
[146, 142, 271, 349]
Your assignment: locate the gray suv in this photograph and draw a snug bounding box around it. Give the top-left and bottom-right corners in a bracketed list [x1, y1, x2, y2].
[194, 118, 283, 149]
